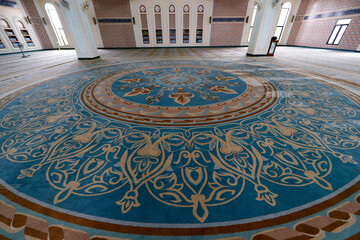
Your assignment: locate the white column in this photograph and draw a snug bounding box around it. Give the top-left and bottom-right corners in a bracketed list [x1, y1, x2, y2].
[56, 0, 99, 59]
[247, 0, 282, 56]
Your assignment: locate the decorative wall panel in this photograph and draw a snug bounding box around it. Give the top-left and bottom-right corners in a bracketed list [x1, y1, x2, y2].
[132, 0, 211, 47]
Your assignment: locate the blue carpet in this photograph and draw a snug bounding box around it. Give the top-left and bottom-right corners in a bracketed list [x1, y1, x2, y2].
[0, 60, 360, 238]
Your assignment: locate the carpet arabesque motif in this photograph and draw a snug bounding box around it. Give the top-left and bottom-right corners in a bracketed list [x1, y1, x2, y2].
[1, 60, 360, 237]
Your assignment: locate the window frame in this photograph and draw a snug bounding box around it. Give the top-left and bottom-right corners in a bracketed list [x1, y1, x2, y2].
[327, 19, 351, 45]
[1, 18, 20, 48]
[274, 2, 291, 41]
[45, 3, 69, 47]
[17, 20, 35, 47]
[0, 37, 5, 49]
[182, 4, 190, 44]
[154, 4, 163, 44]
[139, 5, 150, 44]
[247, 5, 258, 43]
[195, 5, 204, 44]
[168, 4, 176, 44]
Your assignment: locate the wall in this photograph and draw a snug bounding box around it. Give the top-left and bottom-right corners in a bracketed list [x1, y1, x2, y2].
[19, 0, 52, 49]
[240, 0, 300, 46]
[210, 0, 248, 46]
[288, 0, 360, 50]
[33, 0, 72, 49]
[130, 0, 213, 47]
[277, 0, 301, 45]
[92, 0, 136, 48]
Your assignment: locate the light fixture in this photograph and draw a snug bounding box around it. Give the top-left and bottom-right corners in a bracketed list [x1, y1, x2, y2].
[25, 16, 32, 24]
[81, 1, 89, 11]
[272, 0, 279, 8]
[59, 0, 69, 9]
[273, 0, 285, 8]
[291, 15, 295, 22]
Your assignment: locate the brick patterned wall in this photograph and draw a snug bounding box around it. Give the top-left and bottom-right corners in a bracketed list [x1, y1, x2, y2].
[169, 14, 175, 29]
[140, 14, 148, 29]
[294, 0, 309, 15]
[92, 0, 135, 48]
[155, 14, 162, 29]
[210, 0, 248, 46]
[20, 0, 52, 49]
[305, 0, 359, 14]
[97, 24, 135, 48]
[183, 14, 189, 29]
[197, 14, 203, 29]
[92, 0, 132, 17]
[288, 0, 360, 51]
[212, 0, 246, 17]
[211, 23, 244, 46]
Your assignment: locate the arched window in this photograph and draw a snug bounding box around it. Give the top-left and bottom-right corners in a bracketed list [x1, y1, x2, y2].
[17, 20, 34, 47]
[248, 5, 258, 43]
[274, 2, 291, 40]
[45, 3, 69, 46]
[17, 21, 24, 29]
[183, 5, 190, 43]
[1, 19, 20, 48]
[196, 5, 204, 43]
[139, 5, 150, 44]
[169, 5, 176, 44]
[154, 5, 163, 44]
[0, 20, 7, 48]
[0, 19, 9, 29]
[0, 37, 4, 48]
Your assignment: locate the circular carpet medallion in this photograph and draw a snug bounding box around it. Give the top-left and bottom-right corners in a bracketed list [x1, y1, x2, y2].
[0, 60, 360, 235]
[82, 65, 276, 125]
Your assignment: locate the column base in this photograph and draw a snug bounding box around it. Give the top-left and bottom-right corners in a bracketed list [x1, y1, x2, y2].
[246, 53, 271, 57]
[78, 56, 100, 60]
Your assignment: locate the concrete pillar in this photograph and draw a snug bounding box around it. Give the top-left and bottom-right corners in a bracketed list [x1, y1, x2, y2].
[56, 0, 99, 59]
[247, 0, 282, 56]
